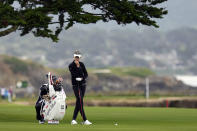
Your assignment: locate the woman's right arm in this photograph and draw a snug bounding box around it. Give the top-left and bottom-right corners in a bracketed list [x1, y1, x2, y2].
[69, 64, 79, 78]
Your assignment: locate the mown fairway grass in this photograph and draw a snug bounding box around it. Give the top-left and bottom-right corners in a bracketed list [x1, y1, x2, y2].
[0, 104, 197, 131]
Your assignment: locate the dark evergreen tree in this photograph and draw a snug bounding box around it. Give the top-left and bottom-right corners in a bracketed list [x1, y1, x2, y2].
[0, 0, 168, 42]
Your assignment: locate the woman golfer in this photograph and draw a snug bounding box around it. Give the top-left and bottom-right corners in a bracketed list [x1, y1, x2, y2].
[68, 50, 92, 125]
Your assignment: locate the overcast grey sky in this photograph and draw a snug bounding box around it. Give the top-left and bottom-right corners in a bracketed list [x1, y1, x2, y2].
[74, 0, 197, 32]
[12, 0, 197, 32]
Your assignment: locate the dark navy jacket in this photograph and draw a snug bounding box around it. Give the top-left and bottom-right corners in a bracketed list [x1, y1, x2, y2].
[68, 61, 88, 86]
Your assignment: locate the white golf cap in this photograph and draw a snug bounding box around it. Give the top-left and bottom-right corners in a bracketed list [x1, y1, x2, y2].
[73, 50, 82, 58]
[74, 54, 82, 58]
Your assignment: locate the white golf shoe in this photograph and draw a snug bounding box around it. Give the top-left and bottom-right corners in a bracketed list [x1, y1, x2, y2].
[71, 120, 78, 125]
[83, 120, 92, 125]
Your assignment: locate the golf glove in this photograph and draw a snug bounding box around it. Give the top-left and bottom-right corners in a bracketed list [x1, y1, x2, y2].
[76, 78, 83, 81]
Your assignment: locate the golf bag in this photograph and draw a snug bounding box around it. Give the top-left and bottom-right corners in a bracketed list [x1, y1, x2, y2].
[41, 72, 66, 122]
